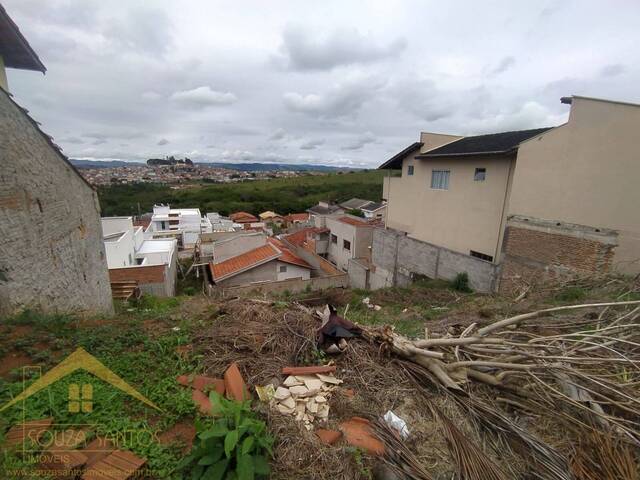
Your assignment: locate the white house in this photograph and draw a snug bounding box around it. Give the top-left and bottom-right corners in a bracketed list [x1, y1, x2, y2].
[102, 217, 178, 297]
[146, 205, 213, 247]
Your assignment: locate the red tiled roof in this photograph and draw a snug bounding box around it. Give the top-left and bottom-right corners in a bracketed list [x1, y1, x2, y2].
[285, 213, 309, 222]
[338, 216, 369, 227]
[283, 227, 319, 247]
[209, 244, 279, 281]
[230, 211, 258, 223]
[268, 238, 311, 269]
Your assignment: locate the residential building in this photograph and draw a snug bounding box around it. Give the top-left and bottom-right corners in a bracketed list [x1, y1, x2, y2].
[339, 198, 371, 211]
[229, 211, 265, 231]
[360, 202, 387, 220]
[378, 95, 640, 291]
[229, 211, 258, 224]
[0, 6, 113, 316]
[259, 211, 284, 224]
[208, 236, 311, 287]
[206, 212, 236, 232]
[146, 205, 212, 247]
[102, 217, 178, 297]
[284, 226, 330, 257]
[307, 201, 344, 228]
[284, 212, 310, 228]
[325, 215, 374, 272]
[339, 198, 387, 219]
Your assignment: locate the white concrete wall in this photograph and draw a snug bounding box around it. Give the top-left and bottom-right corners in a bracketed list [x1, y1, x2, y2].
[104, 230, 135, 268]
[276, 261, 311, 281]
[214, 233, 266, 262]
[101, 217, 133, 236]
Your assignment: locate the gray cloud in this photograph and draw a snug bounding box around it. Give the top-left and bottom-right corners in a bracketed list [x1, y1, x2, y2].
[61, 136, 84, 144]
[170, 86, 238, 108]
[300, 138, 325, 150]
[342, 132, 376, 150]
[600, 64, 626, 78]
[489, 56, 516, 76]
[276, 25, 407, 71]
[269, 128, 286, 141]
[157, 138, 170, 146]
[283, 76, 383, 119]
[105, 6, 174, 56]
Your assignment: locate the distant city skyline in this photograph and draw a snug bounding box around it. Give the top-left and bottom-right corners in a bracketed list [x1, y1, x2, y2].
[5, 0, 640, 167]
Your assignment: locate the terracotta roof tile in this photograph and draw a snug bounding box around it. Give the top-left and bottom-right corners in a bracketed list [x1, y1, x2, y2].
[268, 238, 311, 269]
[209, 243, 278, 281]
[338, 216, 369, 227]
[285, 213, 309, 222]
[284, 227, 322, 247]
[229, 211, 258, 223]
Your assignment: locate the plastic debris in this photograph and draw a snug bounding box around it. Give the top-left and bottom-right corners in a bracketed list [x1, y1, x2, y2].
[383, 410, 410, 439]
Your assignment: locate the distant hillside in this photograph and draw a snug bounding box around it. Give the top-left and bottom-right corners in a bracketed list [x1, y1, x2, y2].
[71, 159, 146, 168]
[201, 162, 359, 172]
[70, 159, 362, 172]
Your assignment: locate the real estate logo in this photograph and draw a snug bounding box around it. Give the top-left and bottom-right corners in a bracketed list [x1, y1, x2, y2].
[1, 347, 162, 477]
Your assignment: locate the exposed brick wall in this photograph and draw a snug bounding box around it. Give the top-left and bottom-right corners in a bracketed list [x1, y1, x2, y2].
[109, 265, 165, 284]
[0, 89, 113, 316]
[500, 222, 617, 293]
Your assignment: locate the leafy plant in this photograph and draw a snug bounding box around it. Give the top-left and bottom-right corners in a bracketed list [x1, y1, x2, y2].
[452, 272, 472, 293]
[178, 392, 273, 480]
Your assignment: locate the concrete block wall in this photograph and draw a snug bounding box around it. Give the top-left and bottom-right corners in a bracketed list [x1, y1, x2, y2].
[371, 228, 499, 292]
[0, 90, 113, 316]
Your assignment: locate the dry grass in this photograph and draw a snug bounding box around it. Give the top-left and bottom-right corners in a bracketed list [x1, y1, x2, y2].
[191, 275, 640, 479]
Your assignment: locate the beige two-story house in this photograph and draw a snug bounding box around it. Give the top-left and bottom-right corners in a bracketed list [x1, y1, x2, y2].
[378, 96, 640, 291]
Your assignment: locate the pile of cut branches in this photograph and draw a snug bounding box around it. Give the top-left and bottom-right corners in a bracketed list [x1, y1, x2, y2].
[354, 299, 640, 478]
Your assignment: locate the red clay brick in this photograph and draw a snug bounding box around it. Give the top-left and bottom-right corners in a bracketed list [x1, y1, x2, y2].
[282, 365, 337, 376]
[339, 417, 385, 456]
[224, 362, 250, 401]
[192, 389, 212, 415]
[316, 429, 342, 445]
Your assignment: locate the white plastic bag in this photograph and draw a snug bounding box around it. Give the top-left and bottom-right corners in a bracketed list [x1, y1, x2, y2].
[383, 410, 410, 439]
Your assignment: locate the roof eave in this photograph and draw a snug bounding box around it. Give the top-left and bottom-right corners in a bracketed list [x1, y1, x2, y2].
[211, 252, 280, 282]
[378, 142, 423, 170]
[0, 5, 46, 73]
[417, 149, 516, 158]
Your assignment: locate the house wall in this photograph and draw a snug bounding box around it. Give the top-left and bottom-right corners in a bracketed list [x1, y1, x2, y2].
[499, 216, 617, 293]
[214, 234, 266, 262]
[325, 217, 358, 271]
[212, 272, 349, 297]
[104, 230, 135, 268]
[0, 90, 113, 316]
[384, 150, 514, 261]
[276, 261, 311, 281]
[508, 97, 640, 274]
[216, 261, 276, 287]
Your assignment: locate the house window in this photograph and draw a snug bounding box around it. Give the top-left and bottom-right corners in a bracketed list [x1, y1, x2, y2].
[470, 250, 493, 262]
[343, 240, 351, 251]
[407, 165, 414, 176]
[331, 234, 337, 244]
[431, 170, 450, 190]
[279, 265, 287, 273]
[474, 168, 486, 181]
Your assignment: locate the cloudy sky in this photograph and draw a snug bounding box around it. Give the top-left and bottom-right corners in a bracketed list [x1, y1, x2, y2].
[5, 0, 640, 167]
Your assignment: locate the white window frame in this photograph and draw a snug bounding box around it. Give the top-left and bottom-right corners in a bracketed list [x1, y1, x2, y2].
[431, 170, 450, 190]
